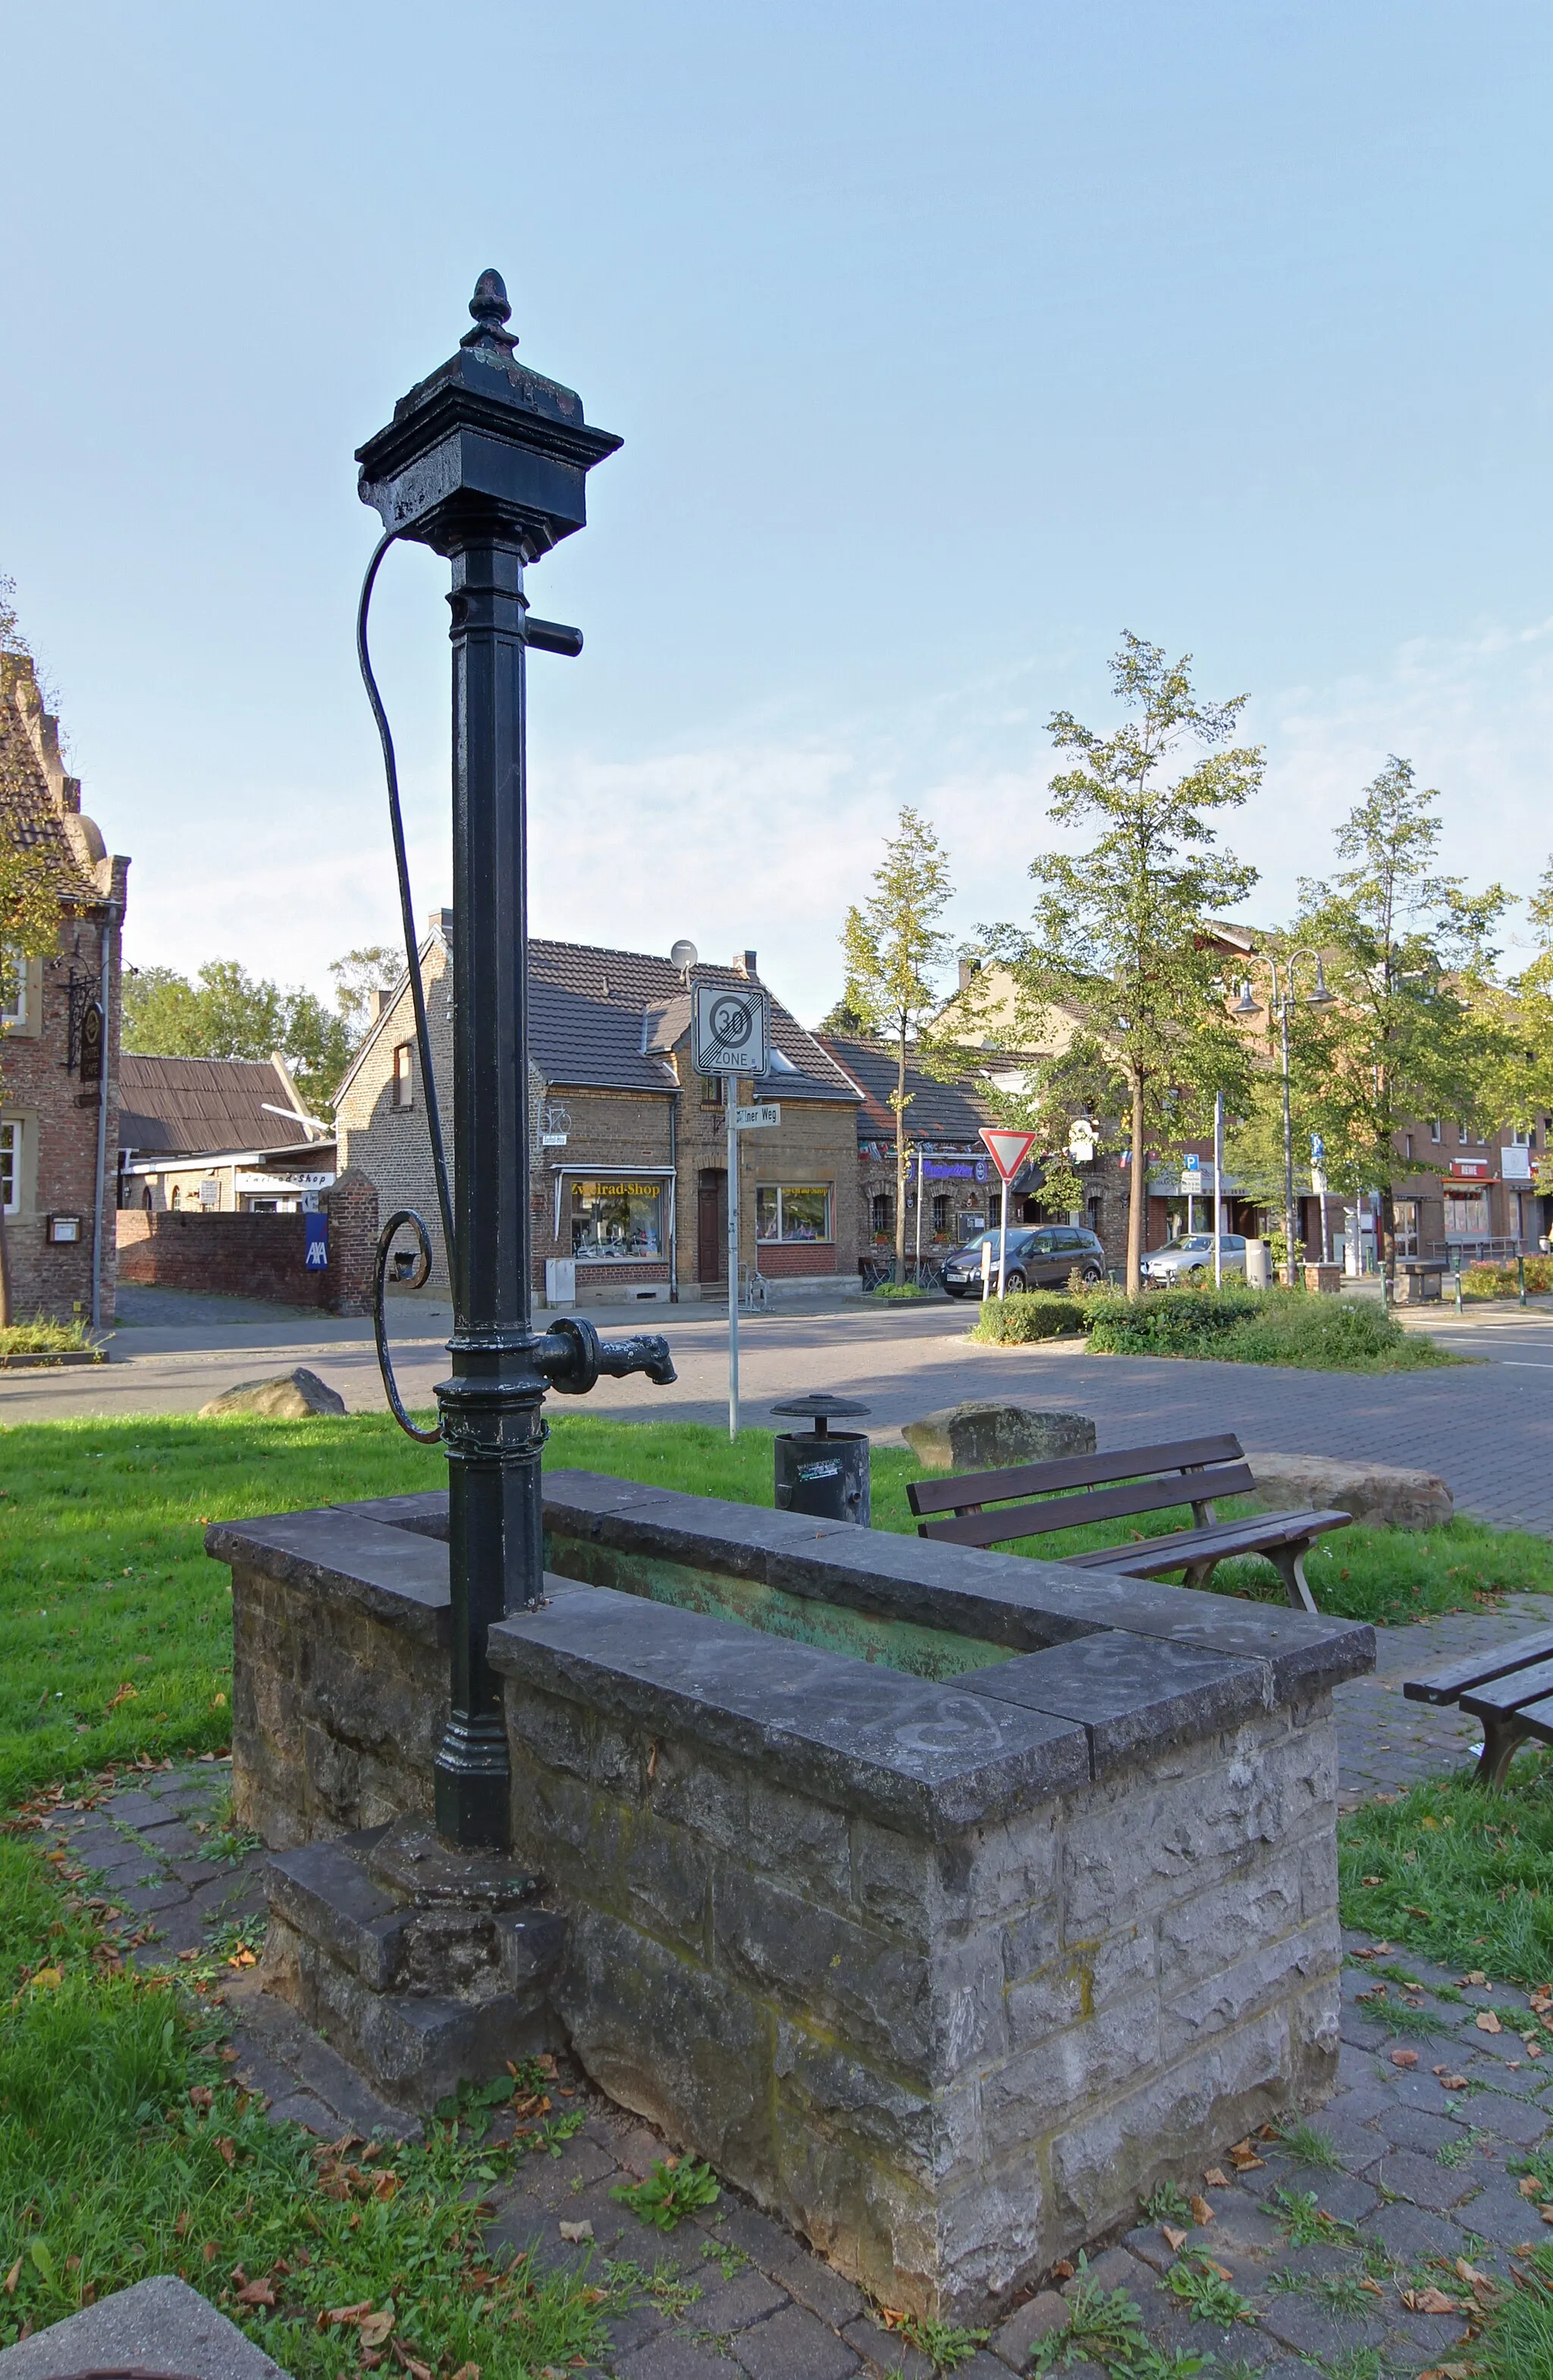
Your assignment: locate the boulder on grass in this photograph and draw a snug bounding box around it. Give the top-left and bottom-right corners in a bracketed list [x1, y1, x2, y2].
[0, 2273, 291, 2377]
[902, 1401, 1097, 1474]
[1244, 1449, 1452, 1531]
[198, 1365, 347, 1421]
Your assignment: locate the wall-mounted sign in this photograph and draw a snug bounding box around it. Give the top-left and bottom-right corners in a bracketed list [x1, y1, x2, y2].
[692, 983, 770, 1077]
[1502, 1145, 1533, 1182]
[734, 1104, 780, 1129]
[303, 1214, 329, 1270]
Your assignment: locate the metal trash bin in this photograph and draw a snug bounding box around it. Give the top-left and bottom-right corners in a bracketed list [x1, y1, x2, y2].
[771, 1393, 871, 1526]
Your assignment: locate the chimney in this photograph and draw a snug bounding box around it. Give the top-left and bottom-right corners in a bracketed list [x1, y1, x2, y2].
[958, 956, 982, 992]
[430, 906, 455, 940]
[733, 950, 758, 978]
[371, 986, 394, 1021]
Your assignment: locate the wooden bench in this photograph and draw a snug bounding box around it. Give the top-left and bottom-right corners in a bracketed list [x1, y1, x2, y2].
[1403, 1628, 1553, 1786]
[905, 1430, 1353, 1615]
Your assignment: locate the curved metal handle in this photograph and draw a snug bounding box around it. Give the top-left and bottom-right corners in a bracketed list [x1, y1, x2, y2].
[373, 1210, 442, 1444]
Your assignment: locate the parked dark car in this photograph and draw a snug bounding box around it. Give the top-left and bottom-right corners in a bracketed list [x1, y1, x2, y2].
[942, 1224, 1106, 1298]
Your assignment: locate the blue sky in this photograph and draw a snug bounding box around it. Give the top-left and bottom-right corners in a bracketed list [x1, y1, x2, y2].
[2, 2, 1550, 1022]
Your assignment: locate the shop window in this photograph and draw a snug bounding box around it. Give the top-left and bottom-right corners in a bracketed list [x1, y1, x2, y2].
[569, 1177, 665, 1261]
[757, 1185, 833, 1242]
[0, 1121, 17, 1217]
[931, 1193, 951, 1236]
[870, 1192, 892, 1237]
[1394, 1200, 1420, 1259]
[393, 1044, 415, 1109]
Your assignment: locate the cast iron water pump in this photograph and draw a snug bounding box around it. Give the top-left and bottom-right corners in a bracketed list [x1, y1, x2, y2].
[355, 272, 676, 1850]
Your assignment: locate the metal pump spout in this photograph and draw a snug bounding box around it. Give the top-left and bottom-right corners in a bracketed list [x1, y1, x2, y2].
[539, 1315, 677, 1395]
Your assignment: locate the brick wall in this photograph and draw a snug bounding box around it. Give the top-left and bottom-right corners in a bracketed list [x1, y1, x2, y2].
[115, 1207, 369, 1315]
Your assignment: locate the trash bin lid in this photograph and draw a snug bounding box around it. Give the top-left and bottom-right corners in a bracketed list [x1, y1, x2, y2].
[771, 1391, 870, 1436]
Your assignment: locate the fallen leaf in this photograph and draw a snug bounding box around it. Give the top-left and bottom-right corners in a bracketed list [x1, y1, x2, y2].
[1362, 1875, 1382, 1886]
[1203, 2168, 1230, 2189]
[1476, 2010, 1503, 2035]
[1405, 2287, 1459, 2313]
[322, 2300, 373, 2327]
[1456, 2256, 1491, 2288]
[558, 2219, 594, 2243]
[1530, 2043, 1544, 2058]
[1162, 2225, 1187, 2251]
[1228, 2146, 1266, 2172]
[189, 2086, 212, 2110]
[1391, 2048, 1419, 2068]
[3, 2259, 18, 2295]
[234, 2278, 275, 2306]
[359, 2310, 394, 2350]
[1542, 2207, 1553, 2225]
[1189, 2195, 1215, 2225]
[1519, 2176, 1542, 2198]
[29, 1967, 61, 1991]
[1441, 2074, 1469, 2091]
[1051, 2259, 1075, 2281]
[215, 2137, 236, 2166]
[1206, 2259, 1235, 2282]
[106, 1683, 139, 1710]
[1359, 2277, 1385, 2297]
[449, 2367, 482, 2380]
[372, 2171, 400, 2202]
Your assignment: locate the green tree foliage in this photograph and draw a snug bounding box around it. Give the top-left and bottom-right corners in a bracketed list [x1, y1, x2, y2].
[993, 635, 1261, 1292]
[1290, 758, 1508, 1278]
[123, 947, 398, 1122]
[841, 807, 954, 1283]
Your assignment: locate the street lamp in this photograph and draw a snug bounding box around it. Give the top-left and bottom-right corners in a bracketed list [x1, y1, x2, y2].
[1234, 956, 1335, 1286]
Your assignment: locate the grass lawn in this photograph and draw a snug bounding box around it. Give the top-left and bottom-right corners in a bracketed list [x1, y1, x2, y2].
[2, 1407, 1552, 2369]
[2, 1408, 1551, 1802]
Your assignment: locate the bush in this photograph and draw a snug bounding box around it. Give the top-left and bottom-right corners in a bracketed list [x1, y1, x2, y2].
[1460, 1255, 1553, 1298]
[870, 1279, 928, 1301]
[1084, 1284, 1452, 1372]
[968, 1289, 1088, 1344]
[0, 1314, 95, 1355]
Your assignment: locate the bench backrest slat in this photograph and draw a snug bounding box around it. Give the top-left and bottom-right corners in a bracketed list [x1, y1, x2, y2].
[1460, 1655, 1553, 1718]
[919, 1463, 1257, 1550]
[906, 1433, 1244, 1518]
[1403, 1628, 1553, 1705]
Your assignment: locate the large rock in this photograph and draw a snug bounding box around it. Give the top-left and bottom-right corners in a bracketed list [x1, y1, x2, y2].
[0, 2274, 290, 2377]
[199, 1365, 348, 1421]
[1245, 1450, 1453, 1531]
[901, 1401, 1097, 1473]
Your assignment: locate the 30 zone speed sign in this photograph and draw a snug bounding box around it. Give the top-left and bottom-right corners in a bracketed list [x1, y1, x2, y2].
[692, 983, 770, 1077]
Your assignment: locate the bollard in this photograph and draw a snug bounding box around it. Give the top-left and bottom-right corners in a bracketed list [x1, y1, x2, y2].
[771, 1393, 871, 1526]
[1520, 1254, 1527, 1308]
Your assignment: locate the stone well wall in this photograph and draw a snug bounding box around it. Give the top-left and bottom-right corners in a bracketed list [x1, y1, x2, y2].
[212, 1474, 1372, 2322]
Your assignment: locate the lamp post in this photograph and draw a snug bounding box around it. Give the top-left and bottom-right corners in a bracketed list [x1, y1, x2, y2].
[356, 274, 676, 1851]
[1234, 955, 1335, 1286]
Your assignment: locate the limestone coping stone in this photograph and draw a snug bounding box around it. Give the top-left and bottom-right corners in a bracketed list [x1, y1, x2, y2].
[205, 1508, 450, 1649]
[0, 2275, 290, 2378]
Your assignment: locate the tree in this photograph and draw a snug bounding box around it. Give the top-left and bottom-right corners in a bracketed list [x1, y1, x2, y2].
[994, 635, 1262, 1293]
[122, 947, 399, 1122]
[814, 992, 867, 1036]
[1290, 758, 1508, 1283]
[840, 807, 955, 1283]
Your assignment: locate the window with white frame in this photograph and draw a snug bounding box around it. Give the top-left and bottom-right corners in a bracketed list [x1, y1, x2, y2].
[1429, 1120, 1442, 1143]
[0, 956, 27, 1030]
[0, 1120, 20, 1215]
[756, 1185, 833, 1242]
[1511, 1125, 1536, 1146]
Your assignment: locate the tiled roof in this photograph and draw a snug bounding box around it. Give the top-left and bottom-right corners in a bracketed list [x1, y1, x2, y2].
[819, 1036, 993, 1145]
[118, 1054, 312, 1157]
[529, 940, 859, 1103]
[0, 654, 110, 907]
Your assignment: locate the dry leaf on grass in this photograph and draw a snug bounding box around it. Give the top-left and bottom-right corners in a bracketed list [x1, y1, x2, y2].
[1188, 2195, 1215, 2225]
[1205, 2259, 1235, 2283]
[1476, 2010, 1502, 2034]
[359, 2310, 395, 2349]
[3, 2259, 19, 2295]
[1358, 2277, 1385, 2297]
[1404, 2287, 1459, 2314]
[234, 2278, 275, 2307]
[1518, 2176, 1542, 2198]
[1162, 2226, 1187, 2252]
[322, 2301, 373, 2328]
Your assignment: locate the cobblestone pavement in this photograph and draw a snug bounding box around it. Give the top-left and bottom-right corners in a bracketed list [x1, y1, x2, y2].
[27, 1622, 1553, 2378]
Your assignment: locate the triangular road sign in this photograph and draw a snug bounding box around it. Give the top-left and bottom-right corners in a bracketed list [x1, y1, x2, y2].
[979, 1127, 1038, 1182]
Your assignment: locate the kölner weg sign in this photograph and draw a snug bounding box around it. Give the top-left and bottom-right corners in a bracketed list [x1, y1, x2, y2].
[692, 984, 770, 1079]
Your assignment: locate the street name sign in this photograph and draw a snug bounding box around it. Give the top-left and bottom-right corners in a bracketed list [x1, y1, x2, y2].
[735, 1104, 780, 1129]
[692, 983, 770, 1078]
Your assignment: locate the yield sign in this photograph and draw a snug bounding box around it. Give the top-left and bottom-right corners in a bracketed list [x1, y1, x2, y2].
[979, 1127, 1038, 1182]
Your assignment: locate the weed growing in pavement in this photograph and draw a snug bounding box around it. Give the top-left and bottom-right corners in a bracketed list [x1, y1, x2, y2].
[1373, 1994, 1448, 2036]
[698, 2234, 747, 2282]
[602, 2258, 703, 2319]
[887, 2310, 990, 2369]
[1162, 2256, 1257, 2326]
[1277, 2118, 1345, 2171]
[1142, 2181, 1194, 2225]
[612, 2156, 721, 2231]
[1437, 2126, 1492, 2169]
[1029, 2259, 1147, 2370]
[1270, 2187, 1355, 2248]
[1321, 2350, 1385, 2380]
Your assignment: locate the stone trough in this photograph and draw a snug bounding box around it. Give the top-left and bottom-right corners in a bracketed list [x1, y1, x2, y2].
[211, 1473, 1373, 2323]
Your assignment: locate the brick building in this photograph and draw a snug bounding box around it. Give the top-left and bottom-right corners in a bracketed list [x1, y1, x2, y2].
[0, 652, 129, 1324]
[118, 1053, 332, 1214]
[334, 921, 861, 1306]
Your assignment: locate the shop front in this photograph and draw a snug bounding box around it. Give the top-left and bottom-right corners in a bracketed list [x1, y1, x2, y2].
[551, 1167, 674, 1303]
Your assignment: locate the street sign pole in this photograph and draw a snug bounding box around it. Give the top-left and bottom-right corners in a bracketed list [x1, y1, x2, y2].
[727, 1085, 739, 1441]
[977, 1128, 1039, 1303]
[915, 1146, 924, 1279]
[1213, 1092, 1225, 1289]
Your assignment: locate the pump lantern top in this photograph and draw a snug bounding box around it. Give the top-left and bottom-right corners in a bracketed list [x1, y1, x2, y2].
[355, 269, 623, 558]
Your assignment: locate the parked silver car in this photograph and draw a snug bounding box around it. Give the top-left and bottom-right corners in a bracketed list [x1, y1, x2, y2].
[1140, 1232, 1247, 1286]
[943, 1224, 1106, 1298]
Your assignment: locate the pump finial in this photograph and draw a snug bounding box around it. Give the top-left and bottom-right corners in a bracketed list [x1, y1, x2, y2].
[462, 270, 516, 353]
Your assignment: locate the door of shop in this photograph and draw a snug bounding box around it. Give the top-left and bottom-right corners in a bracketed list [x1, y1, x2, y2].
[698, 1169, 727, 1284]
